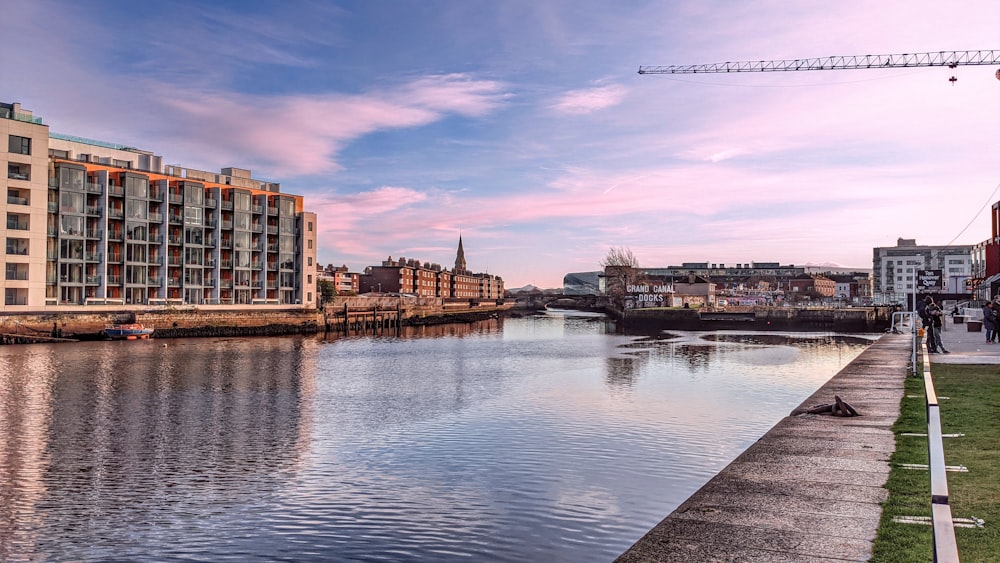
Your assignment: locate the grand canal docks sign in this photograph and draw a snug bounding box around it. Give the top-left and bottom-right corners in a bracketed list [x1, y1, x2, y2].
[626, 283, 675, 309]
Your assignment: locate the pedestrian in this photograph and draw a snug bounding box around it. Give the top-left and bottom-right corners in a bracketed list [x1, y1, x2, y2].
[918, 296, 936, 352]
[927, 300, 949, 354]
[984, 302, 997, 344]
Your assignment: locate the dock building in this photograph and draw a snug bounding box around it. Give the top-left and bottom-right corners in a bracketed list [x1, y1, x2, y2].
[2, 101, 317, 310]
[360, 237, 503, 300]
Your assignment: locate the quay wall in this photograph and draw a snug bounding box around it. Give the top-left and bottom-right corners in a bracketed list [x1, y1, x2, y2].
[616, 332, 910, 561]
[0, 307, 324, 340]
[619, 306, 891, 332]
[0, 299, 514, 341]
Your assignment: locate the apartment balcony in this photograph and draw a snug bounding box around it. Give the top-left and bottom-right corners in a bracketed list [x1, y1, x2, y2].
[107, 254, 123, 263]
[221, 201, 233, 211]
[148, 190, 163, 202]
[204, 238, 216, 248]
[5, 271, 29, 281]
[5, 246, 29, 256]
[108, 185, 124, 197]
[7, 172, 29, 181]
[251, 223, 263, 233]
[47, 202, 58, 213]
[85, 229, 102, 240]
[220, 259, 233, 268]
[250, 261, 262, 269]
[220, 239, 233, 249]
[251, 204, 264, 214]
[148, 212, 164, 223]
[6, 219, 29, 230]
[220, 279, 233, 289]
[267, 207, 278, 216]
[266, 225, 278, 234]
[46, 274, 58, 284]
[168, 257, 183, 266]
[148, 276, 162, 286]
[266, 281, 278, 290]
[108, 208, 124, 219]
[148, 255, 163, 265]
[86, 182, 103, 194]
[205, 198, 217, 208]
[168, 215, 184, 225]
[168, 236, 183, 245]
[86, 206, 102, 217]
[7, 195, 29, 206]
[205, 258, 217, 268]
[168, 278, 181, 287]
[125, 232, 147, 242]
[148, 233, 164, 244]
[205, 216, 217, 227]
[85, 275, 102, 285]
[108, 231, 123, 241]
[86, 252, 102, 262]
[107, 275, 122, 284]
[204, 279, 216, 288]
[267, 244, 278, 253]
[221, 220, 233, 229]
[168, 195, 184, 204]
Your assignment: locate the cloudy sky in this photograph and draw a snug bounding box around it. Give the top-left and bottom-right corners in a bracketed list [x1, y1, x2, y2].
[5, 1, 1000, 288]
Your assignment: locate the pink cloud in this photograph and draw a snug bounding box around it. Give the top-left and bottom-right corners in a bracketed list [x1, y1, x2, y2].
[551, 84, 627, 115]
[155, 74, 508, 177]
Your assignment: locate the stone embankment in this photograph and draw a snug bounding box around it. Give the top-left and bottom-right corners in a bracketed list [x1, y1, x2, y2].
[0, 298, 514, 342]
[616, 332, 910, 562]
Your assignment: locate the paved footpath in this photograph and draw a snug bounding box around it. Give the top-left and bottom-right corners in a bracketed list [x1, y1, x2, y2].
[928, 315, 1000, 365]
[616, 332, 912, 562]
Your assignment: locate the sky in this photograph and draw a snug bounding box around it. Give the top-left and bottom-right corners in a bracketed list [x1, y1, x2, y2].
[4, 1, 1000, 288]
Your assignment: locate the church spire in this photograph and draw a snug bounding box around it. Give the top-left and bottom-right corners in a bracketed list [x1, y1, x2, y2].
[455, 235, 467, 273]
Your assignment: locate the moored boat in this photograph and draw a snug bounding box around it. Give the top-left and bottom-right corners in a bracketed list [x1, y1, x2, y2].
[103, 323, 154, 340]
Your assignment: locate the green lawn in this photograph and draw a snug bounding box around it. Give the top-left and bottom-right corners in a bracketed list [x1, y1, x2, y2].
[871, 364, 1000, 562]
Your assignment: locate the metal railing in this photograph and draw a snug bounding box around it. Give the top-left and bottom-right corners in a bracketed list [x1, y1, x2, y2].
[919, 341, 960, 562]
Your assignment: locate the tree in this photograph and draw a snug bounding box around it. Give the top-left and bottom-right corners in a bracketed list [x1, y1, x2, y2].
[601, 246, 642, 311]
[317, 279, 337, 302]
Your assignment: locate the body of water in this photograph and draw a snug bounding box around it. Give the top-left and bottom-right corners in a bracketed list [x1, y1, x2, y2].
[0, 311, 875, 561]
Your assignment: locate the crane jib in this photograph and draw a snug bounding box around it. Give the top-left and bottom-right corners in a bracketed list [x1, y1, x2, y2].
[638, 49, 1000, 74]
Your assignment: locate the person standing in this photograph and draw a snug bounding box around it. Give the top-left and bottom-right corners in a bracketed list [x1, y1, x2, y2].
[918, 296, 936, 352]
[927, 299, 949, 354]
[984, 302, 997, 344]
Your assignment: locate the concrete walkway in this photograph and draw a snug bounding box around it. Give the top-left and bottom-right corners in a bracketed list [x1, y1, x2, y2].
[927, 315, 1000, 365]
[616, 333, 911, 562]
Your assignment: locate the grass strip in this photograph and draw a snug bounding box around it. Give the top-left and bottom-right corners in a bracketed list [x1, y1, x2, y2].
[871, 363, 1000, 562]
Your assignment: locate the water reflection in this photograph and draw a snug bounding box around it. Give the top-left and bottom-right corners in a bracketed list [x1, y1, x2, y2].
[0, 338, 315, 560]
[0, 313, 876, 562]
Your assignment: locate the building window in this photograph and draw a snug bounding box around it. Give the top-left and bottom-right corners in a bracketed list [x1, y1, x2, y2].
[308, 274, 312, 284]
[307, 221, 313, 232]
[307, 239, 313, 249]
[307, 257, 312, 266]
[7, 162, 29, 180]
[307, 292, 312, 302]
[7, 135, 30, 155]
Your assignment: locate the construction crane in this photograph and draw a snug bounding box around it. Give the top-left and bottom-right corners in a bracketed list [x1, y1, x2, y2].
[638, 50, 1000, 83]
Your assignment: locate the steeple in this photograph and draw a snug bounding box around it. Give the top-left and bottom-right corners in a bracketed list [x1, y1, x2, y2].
[455, 236, 467, 273]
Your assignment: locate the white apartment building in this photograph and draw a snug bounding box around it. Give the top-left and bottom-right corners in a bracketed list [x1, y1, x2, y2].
[872, 238, 972, 303]
[2, 101, 318, 310]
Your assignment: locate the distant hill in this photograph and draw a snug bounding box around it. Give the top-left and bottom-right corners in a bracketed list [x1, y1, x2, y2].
[506, 284, 562, 295]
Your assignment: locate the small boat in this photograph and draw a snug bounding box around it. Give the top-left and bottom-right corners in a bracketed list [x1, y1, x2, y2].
[104, 323, 154, 340]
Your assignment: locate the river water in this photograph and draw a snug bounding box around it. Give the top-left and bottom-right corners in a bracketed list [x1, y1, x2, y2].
[0, 310, 874, 562]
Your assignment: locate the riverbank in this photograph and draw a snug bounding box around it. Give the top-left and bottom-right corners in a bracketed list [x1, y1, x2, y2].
[616, 332, 911, 561]
[0, 300, 513, 341]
